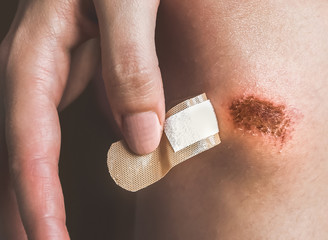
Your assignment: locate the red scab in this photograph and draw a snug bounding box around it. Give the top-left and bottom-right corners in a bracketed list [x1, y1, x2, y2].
[229, 96, 291, 144]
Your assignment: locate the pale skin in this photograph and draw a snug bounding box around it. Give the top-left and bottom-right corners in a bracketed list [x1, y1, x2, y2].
[0, 0, 328, 240]
[136, 0, 328, 239]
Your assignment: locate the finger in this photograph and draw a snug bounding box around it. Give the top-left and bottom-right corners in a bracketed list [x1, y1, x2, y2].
[59, 38, 101, 111]
[4, 30, 71, 240]
[0, 91, 27, 240]
[0, 181, 27, 240]
[5, 52, 70, 239]
[0, 51, 26, 239]
[93, 0, 165, 155]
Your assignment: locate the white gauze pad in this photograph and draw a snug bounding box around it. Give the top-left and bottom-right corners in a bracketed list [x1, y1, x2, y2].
[107, 94, 220, 192]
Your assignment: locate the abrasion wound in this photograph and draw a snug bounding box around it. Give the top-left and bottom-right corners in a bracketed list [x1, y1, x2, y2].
[229, 96, 291, 142]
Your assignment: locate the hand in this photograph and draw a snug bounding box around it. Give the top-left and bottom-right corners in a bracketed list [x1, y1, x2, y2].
[0, 0, 164, 238]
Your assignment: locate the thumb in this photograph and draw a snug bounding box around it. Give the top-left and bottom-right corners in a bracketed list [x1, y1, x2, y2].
[94, 0, 164, 155]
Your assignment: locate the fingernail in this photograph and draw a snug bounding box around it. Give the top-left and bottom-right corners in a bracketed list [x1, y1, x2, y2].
[122, 111, 162, 155]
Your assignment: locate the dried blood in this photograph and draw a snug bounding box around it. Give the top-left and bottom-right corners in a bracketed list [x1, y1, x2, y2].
[229, 96, 291, 142]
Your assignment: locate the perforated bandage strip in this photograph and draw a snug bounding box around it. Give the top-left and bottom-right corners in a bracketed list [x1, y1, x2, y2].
[107, 94, 221, 192]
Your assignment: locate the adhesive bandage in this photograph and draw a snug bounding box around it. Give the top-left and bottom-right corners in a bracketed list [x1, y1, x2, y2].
[107, 94, 221, 192]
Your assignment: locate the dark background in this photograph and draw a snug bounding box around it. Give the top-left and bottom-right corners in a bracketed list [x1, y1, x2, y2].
[0, 1, 136, 239]
[0, 2, 17, 41]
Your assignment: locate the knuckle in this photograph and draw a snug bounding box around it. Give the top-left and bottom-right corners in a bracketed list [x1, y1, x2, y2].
[106, 61, 162, 103]
[9, 154, 56, 182]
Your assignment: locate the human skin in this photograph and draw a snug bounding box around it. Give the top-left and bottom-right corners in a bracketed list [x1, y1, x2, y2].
[0, 0, 328, 240]
[0, 0, 164, 239]
[135, 0, 328, 239]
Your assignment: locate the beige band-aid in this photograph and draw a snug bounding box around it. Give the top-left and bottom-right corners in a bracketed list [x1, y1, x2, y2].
[107, 94, 221, 192]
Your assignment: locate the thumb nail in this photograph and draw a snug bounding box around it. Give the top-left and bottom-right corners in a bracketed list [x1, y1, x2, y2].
[122, 111, 162, 155]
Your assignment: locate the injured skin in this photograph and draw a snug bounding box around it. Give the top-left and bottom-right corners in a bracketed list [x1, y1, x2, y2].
[229, 96, 292, 143]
